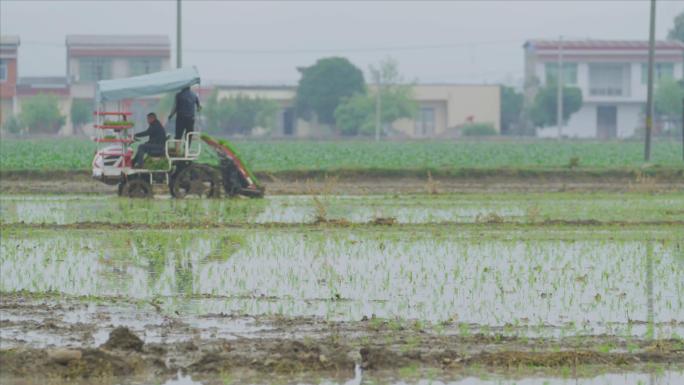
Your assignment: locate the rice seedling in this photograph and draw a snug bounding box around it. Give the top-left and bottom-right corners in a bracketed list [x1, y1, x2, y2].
[2, 225, 680, 339]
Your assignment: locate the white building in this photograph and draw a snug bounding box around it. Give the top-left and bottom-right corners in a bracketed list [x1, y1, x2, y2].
[212, 83, 500, 138]
[524, 39, 684, 138]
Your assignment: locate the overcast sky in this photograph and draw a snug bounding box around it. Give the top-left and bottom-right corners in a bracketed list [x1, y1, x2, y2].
[2, 1, 683, 86]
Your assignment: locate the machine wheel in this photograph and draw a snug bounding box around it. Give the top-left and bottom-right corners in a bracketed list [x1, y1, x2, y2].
[220, 158, 242, 197]
[170, 164, 220, 199]
[120, 178, 154, 199]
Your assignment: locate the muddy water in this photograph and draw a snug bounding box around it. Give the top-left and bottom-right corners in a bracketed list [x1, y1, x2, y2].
[162, 370, 684, 385]
[179, 370, 684, 385]
[2, 228, 682, 339]
[1, 369, 683, 385]
[2, 194, 683, 224]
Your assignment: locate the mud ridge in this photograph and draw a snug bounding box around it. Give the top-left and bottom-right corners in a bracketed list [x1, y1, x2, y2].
[2, 219, 684, 231]
[2, 324, 684, 380]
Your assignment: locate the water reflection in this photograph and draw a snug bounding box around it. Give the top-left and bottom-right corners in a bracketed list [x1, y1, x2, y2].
[646, 241, 655, 340]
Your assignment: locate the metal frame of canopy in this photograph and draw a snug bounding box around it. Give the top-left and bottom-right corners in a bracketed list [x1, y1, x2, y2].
[91, 67, 203, 194]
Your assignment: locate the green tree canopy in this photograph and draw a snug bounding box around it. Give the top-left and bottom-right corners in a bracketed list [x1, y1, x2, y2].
[500, 86, 523, 133]
[335, 57, 417, 136]
[334, 94, 375, 136]
[204, 90, 278, 135]
[529, 85, 583, 128]
[20, 93, 65, 134]
[654, 77, 684, 122]
[668, 11, 684, 42]
[2, 116, 23, 135]
[70, 99, 93, 129]
[295, 57, 365, 125]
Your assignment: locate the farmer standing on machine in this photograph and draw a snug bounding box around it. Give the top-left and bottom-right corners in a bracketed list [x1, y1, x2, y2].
[169, 86, 201, 153]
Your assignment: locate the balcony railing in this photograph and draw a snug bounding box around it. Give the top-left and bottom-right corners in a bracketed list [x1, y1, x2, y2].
[589, 87, 625, 97]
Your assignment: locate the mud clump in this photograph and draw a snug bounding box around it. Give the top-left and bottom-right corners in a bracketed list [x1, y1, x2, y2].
[264, 340, 353, 372]
[48, 349, 82, 365]
[360, 346, 407, 369]
[66, 349, 136, 378]
[101, 327, 144, 352]
[0, 348, 136, 378]
[370, 217, 397, 226]
[468, 350, 636, 367]
[313, 216, 351, 226]
[188, 351, 231, 373]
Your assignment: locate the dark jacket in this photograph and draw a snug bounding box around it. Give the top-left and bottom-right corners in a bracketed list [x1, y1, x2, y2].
[170, 88, 200, 119]
[135, 119, 166, 146]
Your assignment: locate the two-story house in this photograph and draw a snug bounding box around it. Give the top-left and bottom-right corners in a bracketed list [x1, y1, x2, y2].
[66, 35, 171, 129]
[0, 36, 20, 127]
[524, 39, 684, 138]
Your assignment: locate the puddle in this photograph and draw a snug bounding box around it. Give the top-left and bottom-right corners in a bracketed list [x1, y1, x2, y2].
[1, 369, 682, 385]
[155, 369, 684, 385]
[2, 193, 682, 225]
[2, 228, 682, 339]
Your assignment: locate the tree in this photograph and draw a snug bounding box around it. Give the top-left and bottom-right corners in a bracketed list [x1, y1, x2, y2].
[334, 94, 374, 136]
[2, 116, 23, 135]
[334, 57, 417, 136]
[500, 86, 523, 133]
[529, 85, 582, 128]
[295, 57, 365, 125]
[204, 90, 278, 135]
[668, 11, 684, 42]
[70, 99, 93, 133]
[19, 93, 65, 134]
[654, 77, 684, 129]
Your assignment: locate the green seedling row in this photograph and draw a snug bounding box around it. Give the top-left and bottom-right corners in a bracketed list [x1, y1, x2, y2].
[2, 138, 683, 172]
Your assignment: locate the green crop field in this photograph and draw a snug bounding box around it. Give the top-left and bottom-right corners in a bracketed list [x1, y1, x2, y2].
[1, 137, 683, 173]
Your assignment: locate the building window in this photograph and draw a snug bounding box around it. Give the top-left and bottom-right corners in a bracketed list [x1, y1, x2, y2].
[0, 59, 7, 82]
[79, 58, 112, 82]
[545, 63, 578, 85]
[129, 57, 162, 77]
[641, 63, 674, 84]
[589, 63, 630, 97]
[415, 107, 435, 136]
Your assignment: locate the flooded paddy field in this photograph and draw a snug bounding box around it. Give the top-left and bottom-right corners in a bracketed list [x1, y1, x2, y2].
[1, 193, 683, 384]
[2, 193, 684, 225]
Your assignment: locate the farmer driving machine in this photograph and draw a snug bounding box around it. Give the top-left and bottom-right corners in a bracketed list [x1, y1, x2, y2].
[91, 67, 264, 199]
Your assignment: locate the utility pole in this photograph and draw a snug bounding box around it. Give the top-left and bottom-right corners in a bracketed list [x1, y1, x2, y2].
[371, 65, 382, 142]
[556, 36, 564, 138]
[176, 0, 182, 68]
[644, 0, 656, 161]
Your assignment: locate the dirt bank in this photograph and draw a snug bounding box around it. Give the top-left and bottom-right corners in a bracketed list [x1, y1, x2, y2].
[1, 171, 683, 194]
[1, 295, 683, 381]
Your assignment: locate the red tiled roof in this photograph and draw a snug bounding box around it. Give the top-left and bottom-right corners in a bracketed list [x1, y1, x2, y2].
[525, 39, 684, 51]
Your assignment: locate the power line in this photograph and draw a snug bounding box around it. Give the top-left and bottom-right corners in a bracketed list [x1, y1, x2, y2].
[19, 39, 521, 55]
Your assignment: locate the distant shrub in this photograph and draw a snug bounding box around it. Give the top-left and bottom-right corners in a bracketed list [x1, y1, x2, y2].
[20, 93, 65, 134]
[461, 123, 497, 136]
[2, 116, 23, 134]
